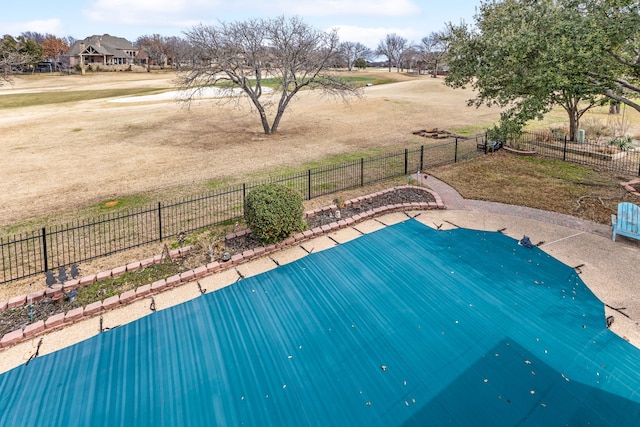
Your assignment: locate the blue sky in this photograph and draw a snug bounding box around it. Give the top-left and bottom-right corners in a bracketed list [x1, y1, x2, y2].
[0, 0, 480, 49]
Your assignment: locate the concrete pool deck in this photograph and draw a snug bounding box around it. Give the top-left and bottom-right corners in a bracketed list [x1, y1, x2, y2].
[0, 175, 638, 374]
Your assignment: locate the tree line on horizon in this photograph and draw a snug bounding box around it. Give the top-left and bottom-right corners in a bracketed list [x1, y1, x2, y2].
[0, 28, 449, 80]
[0, 17, 452, 136]
[2, 0, 639, 141]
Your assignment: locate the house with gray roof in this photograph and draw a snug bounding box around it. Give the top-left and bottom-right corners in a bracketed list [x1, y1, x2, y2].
[69, 34, 138, 68]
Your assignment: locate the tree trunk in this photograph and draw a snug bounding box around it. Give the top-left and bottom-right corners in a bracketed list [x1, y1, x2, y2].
[257, 107, 271, 134]
[270, 108, 285, 134]
[271, 92, 296, 134]
[568, 107, 579, 142]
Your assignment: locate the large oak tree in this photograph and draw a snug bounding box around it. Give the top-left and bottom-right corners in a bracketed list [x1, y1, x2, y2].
[180, 16, 360, 135]
[445, 0, 608, 141]
[581, 0, 640, 113]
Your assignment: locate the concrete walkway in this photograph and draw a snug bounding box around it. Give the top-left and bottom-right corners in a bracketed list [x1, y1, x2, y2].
[416, 173, 611, 237]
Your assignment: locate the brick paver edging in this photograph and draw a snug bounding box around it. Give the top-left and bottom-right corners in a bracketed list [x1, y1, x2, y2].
[0, 186, 443, 350]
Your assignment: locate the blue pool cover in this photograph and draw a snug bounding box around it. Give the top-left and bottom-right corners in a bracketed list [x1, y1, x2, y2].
[1, 219, 640, 426]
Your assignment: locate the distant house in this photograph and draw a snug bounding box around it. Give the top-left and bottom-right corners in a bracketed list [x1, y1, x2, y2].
[69, 34, 138, 68]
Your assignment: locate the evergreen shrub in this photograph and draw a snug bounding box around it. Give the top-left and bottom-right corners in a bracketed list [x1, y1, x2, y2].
[244, 183, 305, 244]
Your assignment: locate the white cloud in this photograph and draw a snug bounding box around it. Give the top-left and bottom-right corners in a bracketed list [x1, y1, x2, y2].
[330, 25, 424, 50]
[84, 0, 220, 25]
[76, 0, 430, 41]
[0, 19, 64, 36]
[272, 0, 421, 17]
[84, 0, 421, 27]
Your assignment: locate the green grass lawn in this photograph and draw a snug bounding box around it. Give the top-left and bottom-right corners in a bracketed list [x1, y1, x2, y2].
[0, 88, 169, 109]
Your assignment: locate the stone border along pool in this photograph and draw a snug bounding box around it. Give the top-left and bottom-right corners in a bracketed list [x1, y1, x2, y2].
[0, 186, 443, 349]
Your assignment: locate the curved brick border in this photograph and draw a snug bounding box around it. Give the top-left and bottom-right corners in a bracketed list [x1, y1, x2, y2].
[504, 146, 537, 156]
[621, 179, 640, 198]
[0, 185, 443, 350]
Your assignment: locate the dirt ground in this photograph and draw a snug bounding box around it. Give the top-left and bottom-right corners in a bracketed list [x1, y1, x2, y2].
[0, 70, 502, 228]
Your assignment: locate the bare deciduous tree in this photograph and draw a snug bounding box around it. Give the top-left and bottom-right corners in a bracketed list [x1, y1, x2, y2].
[420, 31, 449, 77]
[180, 16, 360, 135]
[137, 34, 171, 71]
[164, 36, 193, 69]
[0, 35, 40, 84]
[339, 41, 374, 71]
[398, 45, 420, 73]
[376, 33, 408, 72]
[0, 52, 30, 85]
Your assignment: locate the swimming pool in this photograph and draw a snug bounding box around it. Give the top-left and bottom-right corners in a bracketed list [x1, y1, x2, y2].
[1, 219, 639, 426]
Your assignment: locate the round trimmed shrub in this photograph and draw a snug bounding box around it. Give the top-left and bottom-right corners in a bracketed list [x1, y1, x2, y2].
[244, 183, 305, 244]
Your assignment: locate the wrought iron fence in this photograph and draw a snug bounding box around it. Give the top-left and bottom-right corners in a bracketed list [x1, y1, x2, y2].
[0, 135, 485, 284]
[509, 130, 640, 176]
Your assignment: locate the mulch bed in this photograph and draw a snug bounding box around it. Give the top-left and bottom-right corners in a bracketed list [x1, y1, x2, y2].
[224, 187, 434, 254]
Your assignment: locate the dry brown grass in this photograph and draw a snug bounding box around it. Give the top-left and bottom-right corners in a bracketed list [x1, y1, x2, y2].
[429, 150, 635, 224]
[0, 69, 501, 230]
[2, 69, 640, 300]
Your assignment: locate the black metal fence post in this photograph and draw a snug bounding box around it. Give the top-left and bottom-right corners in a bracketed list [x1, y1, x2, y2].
[404, 149, 408, 175]
[158, 202, 163, 242]
[563, 136, 568, 161]
[241, 183, 247, 217]
[2, 133, 503, 285]
[455, 138, 459, 162]
[41, 227, 48, 273]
